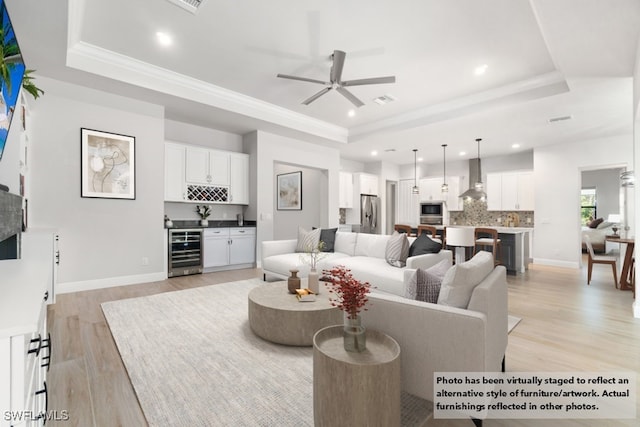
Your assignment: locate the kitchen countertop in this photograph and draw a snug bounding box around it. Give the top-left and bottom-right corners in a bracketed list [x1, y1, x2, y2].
[420, 225, 533, 234]
[167, 220, 257, 229]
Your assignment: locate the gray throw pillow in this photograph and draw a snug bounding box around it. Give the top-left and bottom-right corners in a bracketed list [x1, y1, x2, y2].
[385, 231, 409, 267]
[405, 259, 451, 302]
[295, 227, 321, 252]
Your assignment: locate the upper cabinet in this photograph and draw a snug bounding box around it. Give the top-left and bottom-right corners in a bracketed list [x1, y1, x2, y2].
[164, 142, 249, 205]
[339, 172, 354, 208]
[185, 146, 229, 186]
[419, 176, 463, 211]
[358, 173, 379, 196]
[486, 170, 534, 211]
[229, 152, 250, 205]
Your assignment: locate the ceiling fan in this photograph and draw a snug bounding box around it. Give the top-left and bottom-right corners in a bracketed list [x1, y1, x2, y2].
[277, 49, 395, 108]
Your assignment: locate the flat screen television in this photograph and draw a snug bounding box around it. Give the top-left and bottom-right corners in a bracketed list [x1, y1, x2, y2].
[0, 0, 26, 161]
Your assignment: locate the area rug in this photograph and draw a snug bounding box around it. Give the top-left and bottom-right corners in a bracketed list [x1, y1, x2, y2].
[508, 315, 522, 333]
[102, 278, 433, 426]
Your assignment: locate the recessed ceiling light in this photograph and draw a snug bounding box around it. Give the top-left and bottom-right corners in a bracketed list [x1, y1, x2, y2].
[459, 151, 467, 156]
[156, 32, 173, 47]
[512, 143, 521, 149]
[348, 109, 356, 117]
[474, 64, 488, 76]
[371, 150, 378, 156]
[417, 157, 424, 162]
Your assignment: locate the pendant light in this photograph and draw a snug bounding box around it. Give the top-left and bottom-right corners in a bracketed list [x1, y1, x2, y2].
[474, 138, 484, 191]
[441, 144, 448, 193]
[412, 149, 419, 194]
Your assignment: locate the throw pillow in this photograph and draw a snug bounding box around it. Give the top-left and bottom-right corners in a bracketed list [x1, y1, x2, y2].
[408, 233, 443, 257]
[313, 227, 338, 252]
[404, 259, 452, 303]
[385, 231, 409, 268]
[437, 251, 494, 308]
[295, 227, 321, 253]
[588, 218, 603, 229]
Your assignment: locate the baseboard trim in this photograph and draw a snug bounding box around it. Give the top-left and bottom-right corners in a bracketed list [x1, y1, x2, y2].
[57, 271, 167, 294]
[533, 258, 580, 269]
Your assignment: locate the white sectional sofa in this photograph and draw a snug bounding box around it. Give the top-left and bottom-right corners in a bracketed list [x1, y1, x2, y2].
[261, 231, 452, 296]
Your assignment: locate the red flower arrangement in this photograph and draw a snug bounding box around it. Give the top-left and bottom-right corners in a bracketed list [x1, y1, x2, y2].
[323, 265, 372, 319]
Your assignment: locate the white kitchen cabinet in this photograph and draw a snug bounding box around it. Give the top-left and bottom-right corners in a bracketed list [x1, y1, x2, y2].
[229, 228, 256, 265]
[1, 231, 58, 427]
[419, 177, 446, 202]
[203, 227, 256, 271]
[229, 153, 249, 205]
[487, 171, 534, 211]
[164, 143, 186, 202]
[339, 172, 354, 208]
[185, 146, 230, 186]
[444, 176, 463, 211]
[357, 173, 379, 196]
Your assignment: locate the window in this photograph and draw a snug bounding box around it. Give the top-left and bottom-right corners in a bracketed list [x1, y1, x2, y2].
[580, 188, 596, 225]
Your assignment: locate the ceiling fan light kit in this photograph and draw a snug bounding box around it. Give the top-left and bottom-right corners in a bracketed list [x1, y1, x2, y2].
[277, 49, 396, 108]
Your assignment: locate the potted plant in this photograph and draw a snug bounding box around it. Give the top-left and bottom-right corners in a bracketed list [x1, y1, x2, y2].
[196, 205, 211, 226]
[323, 265, 372, 352]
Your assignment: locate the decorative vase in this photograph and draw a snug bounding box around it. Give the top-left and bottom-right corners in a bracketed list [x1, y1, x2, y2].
[200, 219, 209, 226]
[288, 269, 301, 294]
[343, 315, 366, 353]
[308, 268, 320, 294]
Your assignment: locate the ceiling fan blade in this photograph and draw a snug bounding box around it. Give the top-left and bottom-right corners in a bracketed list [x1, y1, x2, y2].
[302, 87, 332, 105]
[342, 76, 396, 86]
[330, 50, 346, 83]
[337, 87, 364, 108]
[277, 74, 328, 85]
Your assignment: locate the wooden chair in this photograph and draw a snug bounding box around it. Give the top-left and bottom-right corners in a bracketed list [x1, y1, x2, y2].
[584, 235, 618, 287]
[394, 224, 413, 236]
[416, 225, 437, 237]
[474, 227, 501, 266]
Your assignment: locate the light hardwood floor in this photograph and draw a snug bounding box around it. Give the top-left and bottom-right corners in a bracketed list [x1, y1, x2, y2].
[47, 259, 639, 427]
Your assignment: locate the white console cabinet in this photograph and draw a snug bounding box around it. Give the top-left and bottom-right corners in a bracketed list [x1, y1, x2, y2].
[203, 227, 256, 271]
[1, 230, 58, 427]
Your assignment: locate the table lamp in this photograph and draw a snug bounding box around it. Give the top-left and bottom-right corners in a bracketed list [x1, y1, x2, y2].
[607, 214, 621, 237]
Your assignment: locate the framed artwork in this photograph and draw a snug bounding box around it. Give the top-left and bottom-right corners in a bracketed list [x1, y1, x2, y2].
[277, 171, 302, 210]
[81, 128, 136, 199]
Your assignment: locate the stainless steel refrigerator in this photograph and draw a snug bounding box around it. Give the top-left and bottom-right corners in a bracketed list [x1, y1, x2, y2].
[360, 194, 380, 234]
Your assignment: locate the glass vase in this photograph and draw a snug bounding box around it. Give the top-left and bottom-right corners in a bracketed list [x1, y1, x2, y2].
[343, 315, 366, 353]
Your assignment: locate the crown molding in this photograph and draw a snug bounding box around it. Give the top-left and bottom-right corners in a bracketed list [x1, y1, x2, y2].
[65, 40, 348, 143]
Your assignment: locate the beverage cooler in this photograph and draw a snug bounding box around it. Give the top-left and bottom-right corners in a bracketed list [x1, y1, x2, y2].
[168, 229, 203, 277]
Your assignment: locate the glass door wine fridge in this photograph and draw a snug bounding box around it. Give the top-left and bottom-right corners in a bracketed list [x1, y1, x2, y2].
[168, 229, 203, 277]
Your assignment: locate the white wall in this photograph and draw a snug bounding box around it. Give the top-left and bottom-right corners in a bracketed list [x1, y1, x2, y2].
[534, 135, 633, 268]
[248, 130, 340, 264]
[28, 77, 166, 291]
[273, 164, 324, 239]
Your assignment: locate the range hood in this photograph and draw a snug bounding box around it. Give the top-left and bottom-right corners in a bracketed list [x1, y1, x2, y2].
[459, 158, 487, 200]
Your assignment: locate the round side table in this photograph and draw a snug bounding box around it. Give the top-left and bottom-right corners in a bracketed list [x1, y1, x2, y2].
[313, 325, 401, 426]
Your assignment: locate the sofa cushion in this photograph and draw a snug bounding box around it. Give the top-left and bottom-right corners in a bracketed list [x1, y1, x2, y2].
[385, 232, 410, 267]
[334, 232, 357, 256]
[313, 227, 337, 252]
[337, 257, 406, 296]
[405, 259, 451, 302]
[408, 233, 442, 257]
[437, 251, 494, 308]
[295, 227, 321, 252]
[354, 233, 391, 258]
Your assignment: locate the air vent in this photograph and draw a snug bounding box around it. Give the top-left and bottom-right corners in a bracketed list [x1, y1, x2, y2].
[166, 0, 206, 14]
[373, 94, 396, 105]
[384, 148, 396, 152]
[548, 115, 573, 123]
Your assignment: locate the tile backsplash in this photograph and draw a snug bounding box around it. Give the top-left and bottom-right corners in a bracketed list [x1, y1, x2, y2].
[449, 199, 534, 227]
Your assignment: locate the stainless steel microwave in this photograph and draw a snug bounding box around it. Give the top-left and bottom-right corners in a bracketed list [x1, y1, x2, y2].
[420, 202, 443, 216]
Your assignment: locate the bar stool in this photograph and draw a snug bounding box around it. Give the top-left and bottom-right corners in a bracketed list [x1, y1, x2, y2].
[394, 224, 414, 236]
[417, 225, 442, 244]
[446, 227, 475, 265]
[474, 227, 501, 266]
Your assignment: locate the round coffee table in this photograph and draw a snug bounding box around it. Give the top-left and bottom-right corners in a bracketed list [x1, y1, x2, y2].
[248, 280, 342, 346]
